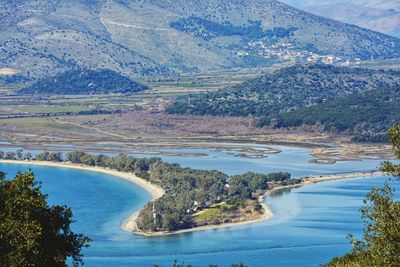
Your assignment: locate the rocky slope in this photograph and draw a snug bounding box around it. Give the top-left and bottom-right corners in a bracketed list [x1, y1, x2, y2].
[1, 0, 400, 82]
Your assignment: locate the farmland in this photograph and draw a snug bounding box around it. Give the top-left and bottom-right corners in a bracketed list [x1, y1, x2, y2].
[0, 66, 395, 162]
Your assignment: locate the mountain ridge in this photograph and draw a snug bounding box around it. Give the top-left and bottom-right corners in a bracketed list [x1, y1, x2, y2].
[280, 0, 400, 38]
[1, 0, 400, 82]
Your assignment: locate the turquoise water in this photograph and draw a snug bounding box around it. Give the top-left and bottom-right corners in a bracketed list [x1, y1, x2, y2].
[137, 145, 382, 177]
[0, 143, 384, 177]
[1, 146, 398, 267]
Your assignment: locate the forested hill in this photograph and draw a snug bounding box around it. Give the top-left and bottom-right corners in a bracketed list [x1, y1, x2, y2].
[259, 86, 400, 142]
[19, 69, 147, 95]
[166, 64, 400, 117]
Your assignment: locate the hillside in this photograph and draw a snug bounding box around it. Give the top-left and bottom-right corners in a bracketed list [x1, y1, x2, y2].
[281, 0, 400, 38]
[1, 0, 400, 82]
[166, 64, 400, 117]
[261, 86, 400, 141]
[19, 69, 147, 95]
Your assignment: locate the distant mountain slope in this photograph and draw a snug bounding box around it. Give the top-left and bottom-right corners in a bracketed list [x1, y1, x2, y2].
[263, 86, 400, 141]
[280, 0, 400, 38]
[1, 0, 400, 81]
[166, 64, 400, 117]
[19, 69, 147, 95]
[0, 0, 169, 80]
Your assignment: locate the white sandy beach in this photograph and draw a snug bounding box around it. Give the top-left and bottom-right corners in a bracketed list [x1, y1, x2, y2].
[0, 159, 164, 199]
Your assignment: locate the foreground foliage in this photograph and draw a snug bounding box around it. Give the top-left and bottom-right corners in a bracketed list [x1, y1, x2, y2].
[325, 126, 400, 266]
[0, 171, 90, 267]
[381, 125, 400, 177]
[325, 184, 400, 267]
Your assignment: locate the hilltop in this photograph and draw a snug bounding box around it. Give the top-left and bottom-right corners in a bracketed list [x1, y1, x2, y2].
[1, 0, 400, 82]
[166, 64, 400, 117]
[19, 69, 147, 95]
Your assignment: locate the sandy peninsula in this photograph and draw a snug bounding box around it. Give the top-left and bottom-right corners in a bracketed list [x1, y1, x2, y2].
[128, 201, 274, 237]
[130, 170, 384, 237]
[0, 159, 385, 237]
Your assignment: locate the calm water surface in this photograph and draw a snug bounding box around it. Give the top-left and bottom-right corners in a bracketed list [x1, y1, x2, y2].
[1, 145, 398, 267]
[0, 143, 384, 177]
[138, 145, 382, 177]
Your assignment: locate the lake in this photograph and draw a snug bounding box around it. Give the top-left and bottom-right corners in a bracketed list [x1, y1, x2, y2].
[0, 144, 397, 266]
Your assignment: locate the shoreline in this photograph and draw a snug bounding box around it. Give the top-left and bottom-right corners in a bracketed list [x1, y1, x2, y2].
[266, 171, 385, 196]
[132, 170, 384, 237]
[0, 138, 394, 164]
[129, 201, 274, 237]
[0, 159, 165, 235]
[0, 159, 165, 214]
[0, 159, 385, 237]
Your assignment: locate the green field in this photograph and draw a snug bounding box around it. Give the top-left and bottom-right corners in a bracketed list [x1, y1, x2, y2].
[11, 105, 95, 114]
[194, 203, 237, 222]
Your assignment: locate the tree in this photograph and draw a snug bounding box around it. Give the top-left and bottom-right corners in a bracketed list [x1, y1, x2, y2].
[325, 125, 400, 266]
[49, 152, 63, 162]
[23, 152, 32, 161]
[325, 184, 400, 267]
[381, 125, 400, 177]
[0, 171, 90, 267]
[0, 150, 4, 159]
[36, 151, 50, 161]
[16, 149, 23, 160]
[5, 152, 15, 160]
